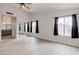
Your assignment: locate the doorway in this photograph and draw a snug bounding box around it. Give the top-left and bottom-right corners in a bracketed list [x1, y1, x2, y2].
[1, 15, 16, 39]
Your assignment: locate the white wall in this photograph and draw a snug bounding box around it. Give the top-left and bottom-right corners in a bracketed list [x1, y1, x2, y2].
[31, 8, 79, 47]
[12, 17, 16, 38]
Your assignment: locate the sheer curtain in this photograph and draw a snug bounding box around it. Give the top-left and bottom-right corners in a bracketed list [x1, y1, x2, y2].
[24, 23, 26, 32]
[58, 16, 72, 37]
[65, 16, 72, 37]
[25, 23, 27, 32]
[32, 22, 36, 33]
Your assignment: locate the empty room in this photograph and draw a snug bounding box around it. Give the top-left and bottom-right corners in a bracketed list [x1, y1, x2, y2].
[0, 3, 79, 55]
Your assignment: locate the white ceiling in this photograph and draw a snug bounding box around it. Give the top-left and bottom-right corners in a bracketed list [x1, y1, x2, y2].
[1, 3, 79, 13]
[30, 3, 79, 13]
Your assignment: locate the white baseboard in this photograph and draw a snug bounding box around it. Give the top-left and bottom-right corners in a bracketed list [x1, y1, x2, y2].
[31, 33, 79, 47]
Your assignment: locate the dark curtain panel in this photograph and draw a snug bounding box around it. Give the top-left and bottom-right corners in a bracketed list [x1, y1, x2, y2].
[72, 14, 78, 38]
[30, 21, 32, 32]
[27, 22, 29, 32]
[54, 17, 58, 35]
[19, 24, 21, 31]
[24, 23, 26, 32]
[36, 20, 39, 33]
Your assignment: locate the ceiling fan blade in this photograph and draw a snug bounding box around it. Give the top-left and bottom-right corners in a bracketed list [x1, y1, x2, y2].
[25, 6, 31, 9]
[17, 3, 32, 9]
[25, 3, 32, 9]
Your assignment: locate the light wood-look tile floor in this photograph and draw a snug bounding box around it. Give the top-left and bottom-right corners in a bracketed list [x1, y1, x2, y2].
[0, 35, 79, 55]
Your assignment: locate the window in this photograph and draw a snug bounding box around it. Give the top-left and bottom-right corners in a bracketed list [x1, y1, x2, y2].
[54, 14, 78, 38]
[24, 22, 29, 32]
[25, 23, 28, 32]
[58, 16, 72, 37]
[32, 21, 36, 33]
[24, 23, 26, 32]
[30, 21, 39, 33]
[6, 24, 12, 30]
[19, 24, 21, 31]
[2, 24, 12, 30]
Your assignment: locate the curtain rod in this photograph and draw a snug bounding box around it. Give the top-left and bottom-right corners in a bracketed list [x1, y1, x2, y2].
[52, 13, 79, 18]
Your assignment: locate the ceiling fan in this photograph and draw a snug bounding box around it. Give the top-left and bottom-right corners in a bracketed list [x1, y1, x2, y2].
[18, 3, 32, 9]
